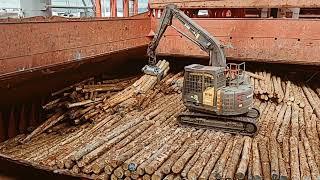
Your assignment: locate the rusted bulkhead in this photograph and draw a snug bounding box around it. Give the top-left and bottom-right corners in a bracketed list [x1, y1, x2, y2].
[0, 14, 150, 77]
[153, 18, 320, 66]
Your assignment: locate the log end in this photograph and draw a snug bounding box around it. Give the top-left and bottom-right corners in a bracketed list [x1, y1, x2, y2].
[279, 175, 288, 180]
[235, 172, 245, 180]
[253, 175, 262, 180]
[92, 164, 103, 174]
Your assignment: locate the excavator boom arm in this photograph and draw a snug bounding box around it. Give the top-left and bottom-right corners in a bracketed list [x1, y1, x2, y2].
[147, 4, 226, 67]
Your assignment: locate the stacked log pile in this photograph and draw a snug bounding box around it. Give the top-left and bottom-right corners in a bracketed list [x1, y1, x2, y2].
[245, 70, 307, 105]
[0, 65, 320, 180]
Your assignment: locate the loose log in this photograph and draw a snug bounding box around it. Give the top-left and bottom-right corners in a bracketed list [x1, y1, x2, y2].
[254, 78, 260, 95]
[144, 130, 192, 175]
[247, 71, 265, 80]
[225, 136, 245, 179]
[258, 137, 271, 180]
[283, 81, 291, 103]
[22, 112, 65, 143]
[67, 98, 103, 108]
[299, 141, 311, 180]
[271, 103, 287, 138]
[252, 139, 262, 180]
[304, 114, 320, 169]
[209, 136, 235, 180]
[259, 104, 276, 136]
[266, 104, 283, 137]
[291, 104, 300, 139]
[187, 132, 223, 180]
[278, 144, 288, 180]
[172, 131, 209, 174]
[302, 86, 320, 118]
[269, 138, 279, 180]
[282, 137, 291, 177]
[159, 129, 204, 175]
[199, 134, 231, 180]
[277, 105, 292, 143]
[247, 140, 254, 180]
[290, 136, 300, 180]
[301, 133, 320, 180]
[298, 108, 306, 137]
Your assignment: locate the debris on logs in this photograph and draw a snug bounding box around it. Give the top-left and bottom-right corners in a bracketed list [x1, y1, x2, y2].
[0, 63, 320, 180]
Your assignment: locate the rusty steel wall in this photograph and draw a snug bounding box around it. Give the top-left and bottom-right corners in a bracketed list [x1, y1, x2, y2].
[155, 18, 320, 66]
[0, 15, 150, 78]
[149, 0, 320, 9]
[0, 100, 44, 142]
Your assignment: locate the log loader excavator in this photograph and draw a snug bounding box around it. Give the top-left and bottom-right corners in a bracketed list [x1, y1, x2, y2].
[143, 4, 260, 136]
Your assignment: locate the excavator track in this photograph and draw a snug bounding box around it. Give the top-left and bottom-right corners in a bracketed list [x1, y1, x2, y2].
[177, 108, 259, 136]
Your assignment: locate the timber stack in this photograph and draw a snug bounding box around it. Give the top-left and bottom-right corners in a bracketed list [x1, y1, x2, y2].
[0, 61, 320, 180]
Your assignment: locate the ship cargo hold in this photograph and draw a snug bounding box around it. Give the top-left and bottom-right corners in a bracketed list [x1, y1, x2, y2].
[0, 0, 319, 179]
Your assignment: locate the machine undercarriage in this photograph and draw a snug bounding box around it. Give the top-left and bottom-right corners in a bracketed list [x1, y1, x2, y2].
[178, 108, 259, 136]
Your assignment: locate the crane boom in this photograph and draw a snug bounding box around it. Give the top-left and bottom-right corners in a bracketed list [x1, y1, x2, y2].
[147, 4, 226, 67]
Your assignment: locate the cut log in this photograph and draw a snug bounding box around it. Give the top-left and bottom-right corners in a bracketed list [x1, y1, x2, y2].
[22, 112, 65, 143]
[209, 136, 234, 180]
[199, 134, 231, 180]
[187, 132, 223, 180]
[278, 144, 288, 180]
[252, 138, 262, 180]
[172, 131, 209, 175]
[271, 103, 287, 138]
[299, 141, 311, 180]
[159, 129, 204, 175]
[277, 105, 292, 143]
[302, 86, 320, 118]
[301, 133, 320, 180]
[290, 136, 300, 180]
[291, 104, 300, 139]
[283, 81, 291, 103]
[245, 71, 265, 80]
[258, 137, 271, 180]
[282, 137, 291, 177]
[224, 136, 245, 179]
[269, 138, 279, 180]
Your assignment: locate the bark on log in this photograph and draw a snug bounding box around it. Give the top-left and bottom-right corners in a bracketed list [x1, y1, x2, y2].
[277, 105, 292, 143]
[278, 144, 288, 180]
[199, 134, 231, 180]
[291, 104, 300, 139]
[187, 132, 223, 180]
[282, 137, 291, 177]
[225, 136, 245, 180]
[283, 81, 291, 103]
[301, 133, 320, 180]
[172, 131, 209, 174]
[144, 130, 192, 175]
[252, 139, 262, 180]
[290, 136, 300, 180]
[266, 104, 283, 137]
[299, 141, 311, 180]
[22, 112, 65, 143]
[269, 138, 279, 180]
[245, 71, 265, 80]
[302, 86, 320, 118]
[258, 137, 271, 180]
[209, 136, 235, 180]
[271, 104, 287, 138]
[159, 129, 204, 175]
